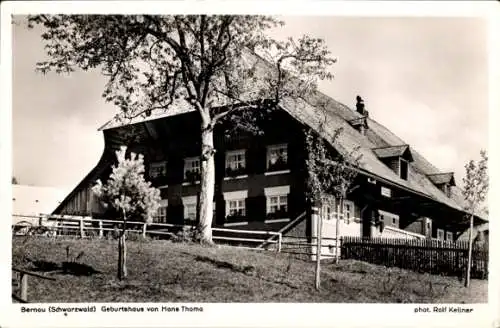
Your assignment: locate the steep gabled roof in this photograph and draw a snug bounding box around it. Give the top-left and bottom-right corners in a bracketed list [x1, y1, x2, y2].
[93, 50, 485, 222]
[426, 172, 456, 186]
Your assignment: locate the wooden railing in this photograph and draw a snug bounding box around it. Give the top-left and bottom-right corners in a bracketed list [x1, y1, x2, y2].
[12, 267, 56, 303]
[256, 211, 306, 249]
[12, 214, 282, 252]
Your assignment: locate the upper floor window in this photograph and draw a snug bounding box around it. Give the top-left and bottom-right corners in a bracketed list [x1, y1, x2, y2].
[149, 161, 167, 179]
[446, 231, 454, 241]
[184, 157, 201, 181]
[265, 186, 289, 217]
[153, 199, 168, 223]
[373, 145, 413, 181]
[223, 190, 247, 218]
[225, 150, 246, 176]
[400, 159, 409, 180]
[267, 144, 288, 171]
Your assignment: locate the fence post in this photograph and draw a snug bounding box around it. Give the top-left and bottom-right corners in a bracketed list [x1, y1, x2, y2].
[313, 206, 321, 290]
[277, 233, 282, 253]
[79, 218, 84, 238]
[142, 223, 147, 238]
[20, 273, 28, 301]
[98, 220, 103, 239]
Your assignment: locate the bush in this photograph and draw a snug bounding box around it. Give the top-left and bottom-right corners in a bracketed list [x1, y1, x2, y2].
[171, 226, 197, 243]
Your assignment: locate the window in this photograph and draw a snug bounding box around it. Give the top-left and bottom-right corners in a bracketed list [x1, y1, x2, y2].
[183, 196, 197, 223]
[392, 217, 397, 225]
[437, 229, 445, 240]
[225, 150, 246, 175]
[149, 161, 167, 179]
[322, 202, 335, 220]
[265, 186, 290, 215]
[267, 144, 288, 171]
[269, 195, 288, 214]
[446, 231, 454, 241]
[227, 200, 246, 217]
[154, 199, 168, 223]
[223, 190, 248, 218]
[344, 200, 354, 221]
[442, 184, 451, 198]
[184, 157, 201, 180]
[400, 159, 409, 180]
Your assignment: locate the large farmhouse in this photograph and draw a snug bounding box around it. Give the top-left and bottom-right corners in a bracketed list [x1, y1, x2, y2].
[52, 54, 487, 244]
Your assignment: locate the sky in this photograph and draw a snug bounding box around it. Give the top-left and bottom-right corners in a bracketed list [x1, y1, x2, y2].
[12, 16, 489, 192]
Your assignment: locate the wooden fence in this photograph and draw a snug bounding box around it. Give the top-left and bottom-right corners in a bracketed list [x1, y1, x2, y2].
[12, 215, 282, 252]
[341, 236, 488, 279]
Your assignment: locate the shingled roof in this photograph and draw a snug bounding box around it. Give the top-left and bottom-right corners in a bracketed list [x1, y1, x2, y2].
[96, 50, 486, 222]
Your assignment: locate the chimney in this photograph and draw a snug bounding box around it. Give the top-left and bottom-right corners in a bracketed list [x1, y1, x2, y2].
[356, 95, 368, 117]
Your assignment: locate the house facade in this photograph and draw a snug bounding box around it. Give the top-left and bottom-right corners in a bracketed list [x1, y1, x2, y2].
[51, 50, 487, 244]
[52, 93, 487, 246]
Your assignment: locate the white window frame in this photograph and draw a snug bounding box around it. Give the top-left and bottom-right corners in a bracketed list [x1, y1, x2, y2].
[343, 200, 354, 222]
[182, 196, 197, 223]
[154, 199, 168, 223]
[184, 157, 201, 180]
[446, 231, 454, 241]
[225, 150, 246, 172]
[223, 190, 248, 218]
[321, 201, 336, 221]
[437, 228, 445, 240]
[266, 144, 288, 170]
[149, 161, 167, 179]
[265, 186, 289, 214]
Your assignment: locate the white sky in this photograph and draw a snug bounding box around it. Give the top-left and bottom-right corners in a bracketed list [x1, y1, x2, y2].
[12, 16, 488, 191]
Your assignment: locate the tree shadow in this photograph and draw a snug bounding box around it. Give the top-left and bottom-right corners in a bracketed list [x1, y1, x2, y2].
[194, 255, 256, 275]
[24, 258, 102, 277]
[192, 254, 299, 290]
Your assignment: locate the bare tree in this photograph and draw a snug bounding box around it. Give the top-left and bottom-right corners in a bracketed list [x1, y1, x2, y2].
[305, 123, 361, 290]
[28, 15, 336, 243]
[462, 150, 488, 287]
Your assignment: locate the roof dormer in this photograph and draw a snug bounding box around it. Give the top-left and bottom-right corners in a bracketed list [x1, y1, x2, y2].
[373, 145, 414, 181]
[426, 172, 456, 197]
[348, 117, 369, 135]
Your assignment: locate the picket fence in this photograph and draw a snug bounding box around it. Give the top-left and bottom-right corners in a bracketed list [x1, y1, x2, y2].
[341, 236, 488, 279]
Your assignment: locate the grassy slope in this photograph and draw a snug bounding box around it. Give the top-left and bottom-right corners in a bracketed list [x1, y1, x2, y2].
[12, 237, 487, 303]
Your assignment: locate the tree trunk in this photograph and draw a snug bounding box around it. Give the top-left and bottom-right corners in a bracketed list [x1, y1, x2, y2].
[335, 196, 344, 264]
[197, 125, 215, 244]
[314, 204, 322, 290]
[465, 213, 474, 287]
[118, 211, 128, 280]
